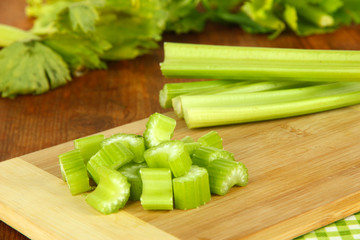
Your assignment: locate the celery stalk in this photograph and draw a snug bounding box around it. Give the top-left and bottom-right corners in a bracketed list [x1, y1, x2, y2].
[198, 131, 223, 149]
[160, 42, 360, 82]
[74, 134, 105, 164]
[184, 90, 360, 128]
[58, 149, 92, 195]
[159, 80, 235, 108]
[191, 146, 234, 167]
[87, 142, 134, 184]
[86, 167, 130, 214]
[140, 168, 173, 210]
[102, 133, 145, 163]
[206, 159, 248, 196]
[180, 136, 195, 143]
[144, 140, 192, 177]
[173, 165, 211, 210]
[143, 112, 176, 149]
[118, 162, 147, 201]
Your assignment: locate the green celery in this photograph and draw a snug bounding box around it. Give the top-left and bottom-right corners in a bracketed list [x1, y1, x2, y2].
[206, 159, 248, 195]
[159, 80, 235, 108]
[58, 149, 92, 195]
[74, 134, 104, 164]
[87, 142, 134, 184]
[183, 89, 360, 128]
[180, 135, 195, 143]
[160, 42, 360, 82]
[191, 146, 234, 167]
[144, 140, 192, 177]
[143, 112, 176, 149]
[86, 166, 130, 214]
[0, 24, 39, 47]
[184, 142, 201, 156]
[102, 133, 145, 163]
[140, 168, 173, 210]
[173, 165, 211, 210]
[198, 131, 223, 149]
[118, 162, 148, 201]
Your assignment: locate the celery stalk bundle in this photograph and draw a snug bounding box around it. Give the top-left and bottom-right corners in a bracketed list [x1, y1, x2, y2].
[159, 42, 360, 129]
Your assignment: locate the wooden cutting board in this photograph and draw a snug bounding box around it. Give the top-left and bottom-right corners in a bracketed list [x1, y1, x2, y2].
[1, 109, 360, 240]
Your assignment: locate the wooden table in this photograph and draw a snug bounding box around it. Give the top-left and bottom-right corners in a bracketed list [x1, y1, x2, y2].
[1, 1, 360, 239]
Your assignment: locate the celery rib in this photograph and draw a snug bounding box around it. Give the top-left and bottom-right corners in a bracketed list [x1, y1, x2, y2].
[74, 134, 104, 164]
[118, 162, 147, 201]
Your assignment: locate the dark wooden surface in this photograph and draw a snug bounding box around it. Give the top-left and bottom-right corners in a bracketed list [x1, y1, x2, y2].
[1, 1, 360, 240]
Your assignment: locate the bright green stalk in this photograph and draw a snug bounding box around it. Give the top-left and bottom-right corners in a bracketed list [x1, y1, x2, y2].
[144, 140, 192, 177]
[118, 162, 147, 201]
[191, 146, 234, 167]
[0, 24, 39, 47]
[159, 80, 235, 108]
[58, 149, 92, 195]
[184, 90, 360, 128]
[87, 142, 134, 184]
[140, 168, 173, 210]
[102, 133, 145, 163]
[206, 159, 248, 196]
[198, 131, 223, 149]
[180, 135, 195, 143]
[160, 42, 360, 82]
[184, 142, 201, 155]
[86, 166, 130, 214]
[173, 165, 211, 210]
[74, 134, 104, 164]
[143, 112, 176, 149]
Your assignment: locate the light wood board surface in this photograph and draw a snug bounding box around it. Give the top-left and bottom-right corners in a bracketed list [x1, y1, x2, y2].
[1, 109, 360, 240]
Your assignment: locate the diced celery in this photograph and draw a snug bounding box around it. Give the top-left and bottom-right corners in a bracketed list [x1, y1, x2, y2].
[180, 135, 195, 143]
[206, 159, 248, 195]
[58, 149, 92, 195]
[143, 112, 176, 149]
[198, 131, 223, 149]
[86, 167, 130, 214]
[118, 162, 148, 201]
[191, 146, 234, 167]
[102, 133, 145, 163]
[173, 165, 211, 210]
[74, 134, 104, 164]
[184, 142, 201, 155]
[87, 142, 134, 184]
[140, 168, 173, 210]
[144, 140, 192, 177]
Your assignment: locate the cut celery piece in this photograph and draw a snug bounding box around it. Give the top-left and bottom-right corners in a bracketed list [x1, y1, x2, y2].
[86, 167, 130, 214]
[206, 159, 248, 195]
[74, 134, 105, 164]
[102, 133, 145, 163]
[159, 80, 235, 108]
[118, 162, 148, 201]
[198, 131, 223, 149]
[58, 149, 92, 195]
[160, 42, 360, 82]
[191, 146, 234, 167]
[144, 140, 192, 177]
[143, 112, 176, 149]
[140, 168, 173, 210]
[184, 142, 201, 155]
[180, 135, 195, 143]
[173, 165, 211, 210]
[87, 142, 134, 184]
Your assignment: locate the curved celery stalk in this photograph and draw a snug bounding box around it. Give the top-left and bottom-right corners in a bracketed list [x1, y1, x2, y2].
[144, 140, 192, 177]
[74, 134, 105, 164]
[118, 162, 147, 201]
[206, 159, 248, 196]
[58, 149, 92, 195]
[191, 146, 234, 167]
[140, 168, 173, 210]
[198, 131, 223, 149]
[102, 133, 145, 163]
[173, 165, 211, 210]
[160, 42, 360, 82]
[184, 90, 360, 128]
[143, 112, 176, 149]
[86, 167, 130, 214]
[87, 142, 134, 184]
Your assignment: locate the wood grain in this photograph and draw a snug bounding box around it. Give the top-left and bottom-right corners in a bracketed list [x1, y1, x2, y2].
[1, 0, 360, 239]
[2, 109, 360, 240]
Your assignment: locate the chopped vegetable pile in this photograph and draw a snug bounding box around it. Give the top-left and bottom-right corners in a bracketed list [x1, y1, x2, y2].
[59, 112, 248, 214]
[159, 42, 360, 128]
[1, 0, 360, 97]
